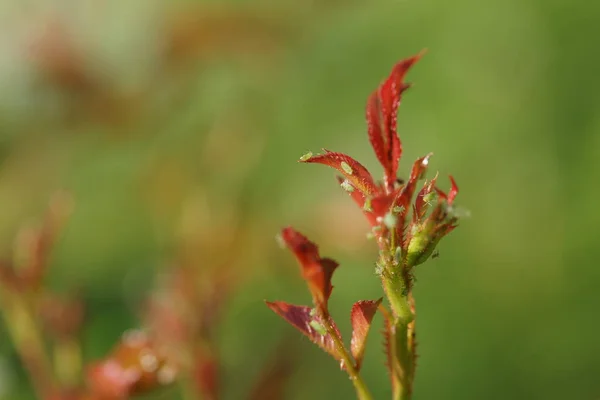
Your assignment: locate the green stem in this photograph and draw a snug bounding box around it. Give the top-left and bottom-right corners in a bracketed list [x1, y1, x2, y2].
[180, 376, 202, 400]
[53, 338, 81, 388]
[322, 314, 373, 400]
[383, 275, 413, 325]
[0, 289, 55, 398]
[382, 273, 415, 400]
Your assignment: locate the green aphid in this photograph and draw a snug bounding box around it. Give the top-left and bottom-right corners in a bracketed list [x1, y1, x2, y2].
[393, 205, 405, 214]
[375, 261, 385, 276]
[340, 179, 354, 192]
[340, 161, 353, 175]
[363, 197, 373, 212]
[383, 211, 397, 229]
[423, 191, 436, 205]
[275, 233, 286, 249]
[394, 246, 402, 264]
[309, 320, 328, 336]
[299, 151, 313, 161]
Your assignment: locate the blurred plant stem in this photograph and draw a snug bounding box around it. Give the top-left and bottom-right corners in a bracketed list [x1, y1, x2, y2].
[321, 311, 373, 400]
[0, 288, 55, 398]
[53, 338, 81, 388]
[180, 376, 202, 400]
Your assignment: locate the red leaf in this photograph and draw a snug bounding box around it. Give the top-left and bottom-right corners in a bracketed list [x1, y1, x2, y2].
[336, 176, 367, 210]
[396, 153, 432, 212]
[435, 175, 459, 206]
[281, 227, 339, 309]
[265, 301, 342, 360]
[414, 173, 438, 221]
[301, 150, 378, 196]
[336, 176, 399, 229]
[392, 154, 432, 247]
[369, 191, 399, 226]
[350, 298, 382, 370]
[366, 91, 395, 186]
[447, 175, 459, 205]
[367, 52, 424, 191]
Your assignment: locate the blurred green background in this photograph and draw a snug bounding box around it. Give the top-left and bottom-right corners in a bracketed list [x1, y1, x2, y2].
[0, 0, 599, 399]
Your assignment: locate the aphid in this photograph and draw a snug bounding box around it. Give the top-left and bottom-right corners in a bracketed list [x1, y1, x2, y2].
[309, 320, 327, 336]
[299, 151, 313, 161]
[340, 161, 353, 175]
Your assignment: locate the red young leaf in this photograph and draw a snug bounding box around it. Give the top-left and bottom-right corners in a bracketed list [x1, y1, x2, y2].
[392, 154, 432, 246]
[336, 176, 398, 229]
[396, 153, 432, 212]
[445, 224, 458, 235]
[414, 173, 438, 221]
[336, 176, 367, 210]
[367, 52, 424, 191]
[447, 175, 459, 205]
[367, 91, 403, 193]
[301, 150, 378, 195]
[265, 301, 342, 360]
[350, 298, 382, 370]
[435, 175, 459, 206]
[369, 191, 400, 226]
[281, 227, 339, 309]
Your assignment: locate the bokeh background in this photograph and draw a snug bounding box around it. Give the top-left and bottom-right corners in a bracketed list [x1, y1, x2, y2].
[0, 0, 599, 399]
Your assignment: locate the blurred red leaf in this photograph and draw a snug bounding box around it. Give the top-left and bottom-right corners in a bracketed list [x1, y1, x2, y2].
[0, 262, 21, 290]
[280, 227, 339, 310]
[28, 18, 93, 94]
[87, 359, 136, 399]
[265, 301, 342, 360]
[350, 298, 382, 370]
[301, 151, 378, 196]
[13, 192, 72, 289]
[86, 330, 175, 398]
[38, 293, 85, 340]
[194, 355, 219, 400]
[367, 52, 424, 191]
[164, 4, 292, 65]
